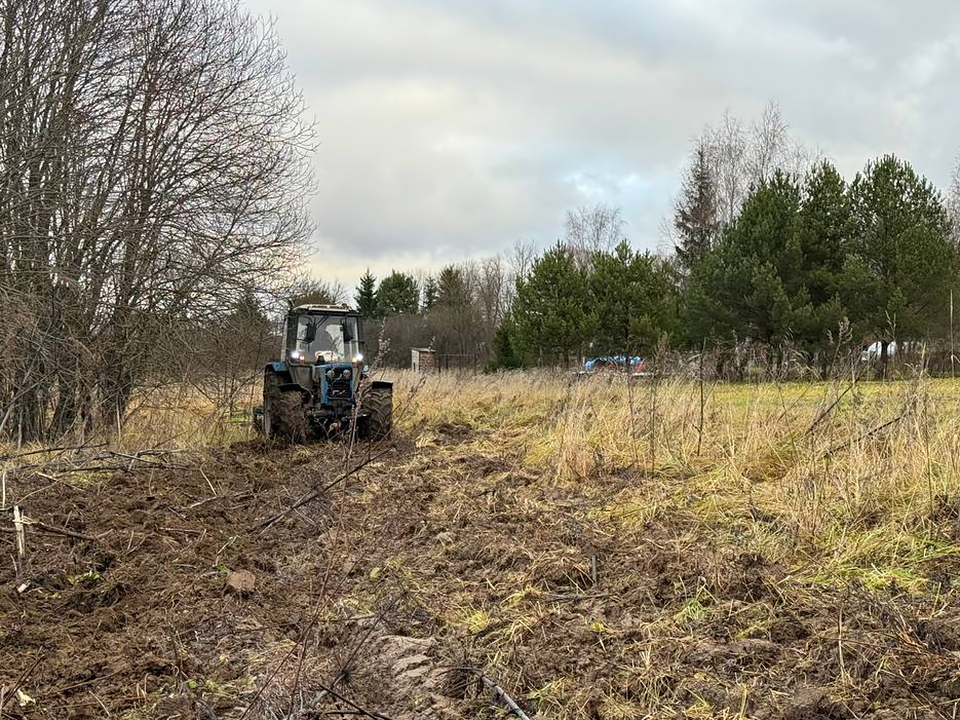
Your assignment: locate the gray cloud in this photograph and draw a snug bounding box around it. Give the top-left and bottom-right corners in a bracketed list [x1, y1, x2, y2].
[243, 0, 960, 285]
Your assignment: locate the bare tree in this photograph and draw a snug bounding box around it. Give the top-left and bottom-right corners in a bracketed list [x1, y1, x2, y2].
[288, 278, 347, 307]
[700, 103, 814, 230]
[564, 203, 624, 269]
[708, 111, 749, 227]
[949, 156, 960, 244]
[746, 101, 790, 185]
[475, 255, 510, 357]
[0, 0, 314, 441]
[509, 238, 538, 283]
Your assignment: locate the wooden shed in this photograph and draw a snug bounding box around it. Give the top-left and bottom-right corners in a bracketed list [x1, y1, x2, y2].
[411, 348, 436, 373]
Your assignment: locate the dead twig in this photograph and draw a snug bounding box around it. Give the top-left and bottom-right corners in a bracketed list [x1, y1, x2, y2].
[803, 376, 858, 438]
[820, 413, 905, 459]
[308, 683, 395, 720]
[257, 445, 395, 532]
[461, 669, 531, 720]
[13, 515, 98, 543]
[0, 442, 107, 462]
[0, 652, 43, 714]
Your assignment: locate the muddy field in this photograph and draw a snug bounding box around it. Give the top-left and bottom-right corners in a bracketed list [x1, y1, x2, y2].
[3, 383, 960, 719]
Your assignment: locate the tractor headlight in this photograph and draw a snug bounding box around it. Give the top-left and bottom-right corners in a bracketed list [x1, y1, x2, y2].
[343, 368, 352, 380]
[326, 369, 335, 380]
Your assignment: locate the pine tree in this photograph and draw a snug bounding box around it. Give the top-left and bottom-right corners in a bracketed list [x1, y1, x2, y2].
[490, 315, 521, 369]
[376, 271, 420, 316]
[422, 275, 439, 310]
[354, 269, 379, 318]
[512, 243, 588, 366]
[588, 240, 679, 355]
[686, 172, 804, 347]
[437, 265, 469, 308]
[674, 141, 720, 273]
[792, 161, 850, 358]
[845, 155, 956, 371]
[434, 265, 477, 355]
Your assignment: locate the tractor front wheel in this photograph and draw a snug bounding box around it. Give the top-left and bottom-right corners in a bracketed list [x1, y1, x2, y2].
[361, 385, 392, 440]
[263, 373, 308, 443]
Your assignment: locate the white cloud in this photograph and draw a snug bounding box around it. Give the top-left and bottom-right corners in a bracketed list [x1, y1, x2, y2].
[244, 0, 960, 287]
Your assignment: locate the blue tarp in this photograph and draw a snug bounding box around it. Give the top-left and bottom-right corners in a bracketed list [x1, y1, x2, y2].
[583, 355, 645, 370]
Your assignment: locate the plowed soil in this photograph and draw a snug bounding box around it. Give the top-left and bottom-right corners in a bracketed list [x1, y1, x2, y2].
[2, 422, 960, 719]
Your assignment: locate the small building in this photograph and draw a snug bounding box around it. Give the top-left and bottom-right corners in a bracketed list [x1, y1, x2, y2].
[411, 348, 436, 373]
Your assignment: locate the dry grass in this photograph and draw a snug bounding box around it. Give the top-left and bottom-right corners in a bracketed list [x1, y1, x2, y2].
[7, 368, 960, 718]
[110, 367, 960, 597]
[393, 369, 960, 586]
[363, 369, 960, 717]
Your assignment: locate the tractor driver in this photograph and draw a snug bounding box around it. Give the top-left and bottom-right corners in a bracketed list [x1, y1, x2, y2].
[312, 323, 344, 364]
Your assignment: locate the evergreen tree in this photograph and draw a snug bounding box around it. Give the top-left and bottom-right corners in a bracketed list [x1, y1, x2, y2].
[422, 275, 439, 310]
[791, 161, 850, 357]
[588, 241, 679, 355]
[434, 265, 477, 355]
[686, 172, 806, 347]
[845, 155, 956, 369]
[437, 265, 469, 308]
[354, 269, 379, 318]
[674, 142, 720, 273]
[490, 314, 521, 369]
[511, 243, 589, 365]
[376, 271, 420, 316]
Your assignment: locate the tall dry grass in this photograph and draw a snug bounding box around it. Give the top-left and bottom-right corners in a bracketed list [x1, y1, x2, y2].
[393, 368, 960, 590]
[15, 366, 957, 590]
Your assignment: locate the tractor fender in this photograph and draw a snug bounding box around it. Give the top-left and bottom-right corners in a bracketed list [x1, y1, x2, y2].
[370, 380, 393, 391]
[264, 362, 304, 394]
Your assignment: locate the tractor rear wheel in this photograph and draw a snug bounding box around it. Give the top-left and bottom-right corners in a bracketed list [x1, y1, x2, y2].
[263, 373, 308, 443]
[361, 385, 392, 440]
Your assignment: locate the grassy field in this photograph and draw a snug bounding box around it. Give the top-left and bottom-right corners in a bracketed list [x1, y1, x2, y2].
[400, 369, 960, 595]
[4, 370, 960, 718]
[381, 370, 960, 717]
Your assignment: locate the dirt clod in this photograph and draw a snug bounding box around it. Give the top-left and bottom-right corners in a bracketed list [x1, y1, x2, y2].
[225, 569, 256, 594]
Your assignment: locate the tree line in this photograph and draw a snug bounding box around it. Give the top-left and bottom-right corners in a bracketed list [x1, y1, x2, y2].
[357, 105, 960, 375]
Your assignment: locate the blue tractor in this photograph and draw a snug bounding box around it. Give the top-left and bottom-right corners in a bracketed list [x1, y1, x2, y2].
[254, 304, 392, 441]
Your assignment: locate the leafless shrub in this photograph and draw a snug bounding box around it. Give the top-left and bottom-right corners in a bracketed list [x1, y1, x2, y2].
[0, 0, 314, 442]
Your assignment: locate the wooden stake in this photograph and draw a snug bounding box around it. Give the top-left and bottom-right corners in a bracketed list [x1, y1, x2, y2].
[951, 288, 955, 379]
[13, 504, 26, 570]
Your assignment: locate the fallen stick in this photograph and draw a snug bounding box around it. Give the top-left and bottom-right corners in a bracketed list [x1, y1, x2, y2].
[478, 674, 532, 720]
[54, 668, 124, 695]
[257, 446, 394, 532]
[0, 652, 43, 713]
[0, 442, 107, 462]
[307, 682, 395, 720]
[820, 413, 905, 459]
[19, 516, 97, 543]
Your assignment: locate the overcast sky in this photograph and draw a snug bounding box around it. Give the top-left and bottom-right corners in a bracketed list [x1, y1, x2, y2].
[242, 0, 960, 287]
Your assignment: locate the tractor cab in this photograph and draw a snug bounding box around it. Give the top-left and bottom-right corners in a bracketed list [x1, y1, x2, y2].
[283, 304, 363, 366]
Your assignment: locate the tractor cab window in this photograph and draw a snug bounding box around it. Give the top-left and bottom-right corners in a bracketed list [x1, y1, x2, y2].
[294, 314, 360, 363]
